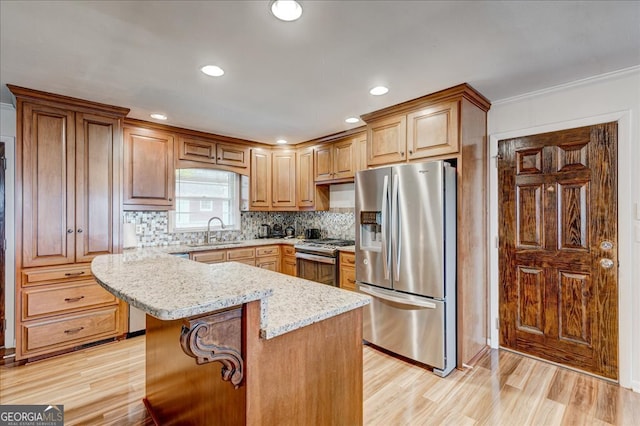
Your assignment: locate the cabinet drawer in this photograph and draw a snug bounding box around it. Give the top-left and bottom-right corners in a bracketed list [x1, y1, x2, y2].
[340, 252, 356, 267]
[282, 245, 296, 256]
[236, 259, 256, 267]
[340, 267, 357, 291]
[191, 250, 226, 263]
[227, 247, 255, 261]
[22, 306, 120, 353]
[256, 245, 280, 257]
[22, 264, 93, 286]
[256, 256, 279, 272]
[23, 281, 116, 320]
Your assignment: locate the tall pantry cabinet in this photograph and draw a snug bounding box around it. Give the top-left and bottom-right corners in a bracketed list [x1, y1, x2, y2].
[9, 85, 129, 360]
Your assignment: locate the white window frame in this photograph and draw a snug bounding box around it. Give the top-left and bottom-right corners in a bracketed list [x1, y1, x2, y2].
[168, 169, 241, 233]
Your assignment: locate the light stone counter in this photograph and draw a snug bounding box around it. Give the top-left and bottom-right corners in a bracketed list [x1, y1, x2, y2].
[91, 251, 369, 339]
[130, 237, 301, 256]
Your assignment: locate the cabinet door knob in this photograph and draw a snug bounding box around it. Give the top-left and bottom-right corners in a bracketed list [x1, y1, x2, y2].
[168, 198, 173, 201]
[400, 151, 405, 156]
[409, 150, 413, 154]
[67, 229, 74, 234]
[218, 157, 221, 160]
[77, 229, 83, 233]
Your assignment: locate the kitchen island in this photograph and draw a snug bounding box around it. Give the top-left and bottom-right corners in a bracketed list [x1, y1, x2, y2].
[91, 251, 369, 425]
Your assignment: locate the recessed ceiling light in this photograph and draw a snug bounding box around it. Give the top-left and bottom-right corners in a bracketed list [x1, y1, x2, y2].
[270, 0, 303, 22]
[150, 113, 167, 120]
[201, 65, 225, 77]
[345, 117, 360, 124]
[369, 86, 389, 96]
[276, 139, 288, 144]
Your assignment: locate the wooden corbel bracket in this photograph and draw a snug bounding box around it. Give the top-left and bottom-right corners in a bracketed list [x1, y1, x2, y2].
[179, 307, 244, 388]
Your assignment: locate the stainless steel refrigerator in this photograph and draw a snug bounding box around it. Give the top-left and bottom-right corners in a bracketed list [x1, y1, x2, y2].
[355, 160, 456, 376]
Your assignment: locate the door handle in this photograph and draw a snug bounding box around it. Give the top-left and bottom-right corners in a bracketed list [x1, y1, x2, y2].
[381, 175, 390, 280]
[600, 258, 614, 269]
[358, 285, 437, 309]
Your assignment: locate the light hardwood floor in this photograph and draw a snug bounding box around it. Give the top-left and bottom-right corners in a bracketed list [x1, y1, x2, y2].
[1, 336, 638, 425]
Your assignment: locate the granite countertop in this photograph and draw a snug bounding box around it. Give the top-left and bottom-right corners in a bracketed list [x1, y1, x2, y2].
[338, 246, 356, 253]
[91, 251, 370, 340]
[132, 238, 301, 255]
[126, 238, 356, 255]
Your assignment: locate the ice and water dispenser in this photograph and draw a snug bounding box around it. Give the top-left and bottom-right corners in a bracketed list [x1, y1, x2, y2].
[359, 211, 382, 250]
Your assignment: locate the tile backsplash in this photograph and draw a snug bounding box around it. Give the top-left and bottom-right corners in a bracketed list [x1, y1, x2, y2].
[123, 210, 356, 247]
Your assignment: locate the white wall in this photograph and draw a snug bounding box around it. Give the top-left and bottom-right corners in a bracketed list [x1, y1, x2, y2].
[1, 102, 16, 349]
[487, 66, 640, 391]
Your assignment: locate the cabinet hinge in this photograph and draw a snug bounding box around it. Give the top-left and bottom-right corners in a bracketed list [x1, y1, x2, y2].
[1, 156, 6, 170]
[495, 318, 500, 330]
[2, 319, 6, 331]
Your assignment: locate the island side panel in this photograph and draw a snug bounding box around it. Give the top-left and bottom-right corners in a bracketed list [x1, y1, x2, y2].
[145, 314, 246, 426]
[244, 303, 364, 425]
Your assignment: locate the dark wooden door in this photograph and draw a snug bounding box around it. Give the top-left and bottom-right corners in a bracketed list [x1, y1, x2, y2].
[1, 142, 5, 348]
[498, 122, 618, 379]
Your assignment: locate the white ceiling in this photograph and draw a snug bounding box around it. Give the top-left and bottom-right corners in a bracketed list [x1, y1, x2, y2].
[1, 1, 639, 144]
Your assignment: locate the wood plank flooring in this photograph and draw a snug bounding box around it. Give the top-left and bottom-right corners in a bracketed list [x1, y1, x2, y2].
[1, 336, 638, 425]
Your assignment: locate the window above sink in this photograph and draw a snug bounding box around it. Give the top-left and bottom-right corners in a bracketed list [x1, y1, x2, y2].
[169, 169, 241, 233]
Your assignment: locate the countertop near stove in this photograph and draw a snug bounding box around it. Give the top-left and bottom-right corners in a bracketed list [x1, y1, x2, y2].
[338, 246, 356, 253]
[124, 238, 356, 255]
[91, 251, 369, 339]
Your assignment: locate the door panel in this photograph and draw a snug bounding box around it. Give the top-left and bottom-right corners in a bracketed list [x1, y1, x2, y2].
[393, 162, 445, 298]
[499, 122, 618, 379]
[22, 103, 75, 267]
[75, 114, 118, 262]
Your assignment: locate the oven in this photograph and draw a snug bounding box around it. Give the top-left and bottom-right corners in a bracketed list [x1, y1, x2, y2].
[295, 239, 355, 287]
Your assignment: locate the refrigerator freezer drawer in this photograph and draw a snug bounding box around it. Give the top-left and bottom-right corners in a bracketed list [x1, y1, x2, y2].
[358, 283, 446, 371]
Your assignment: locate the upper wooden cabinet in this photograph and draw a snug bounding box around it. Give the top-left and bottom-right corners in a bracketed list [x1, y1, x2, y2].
[14, 92, 126, 268]
[250, 149, 271, 209]
[355, 132, 368, 173]
[296, 146, 329, 211]
[314, 136, 358, 183]
[297, 147, 315, 208]
[250, 148, 298, 211]
[366, 115, 407, 166]
[271, 150, 297, 209]
[407, 101, 459, 160]
[362, 86, 483, 166]
[176, 135, 249, 173]
[123, 125, 175, 210]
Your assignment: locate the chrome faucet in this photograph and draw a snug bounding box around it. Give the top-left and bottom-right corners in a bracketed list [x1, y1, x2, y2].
[205, 216, 225, 244]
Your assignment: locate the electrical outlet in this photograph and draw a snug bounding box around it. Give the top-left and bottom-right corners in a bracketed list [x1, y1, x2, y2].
[136, 225, 143, 235]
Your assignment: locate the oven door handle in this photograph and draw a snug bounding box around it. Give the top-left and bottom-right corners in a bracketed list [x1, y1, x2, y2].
[295, 252, 336, 264]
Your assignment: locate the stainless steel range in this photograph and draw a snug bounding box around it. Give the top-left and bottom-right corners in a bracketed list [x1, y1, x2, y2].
[295, 239, 355, 286]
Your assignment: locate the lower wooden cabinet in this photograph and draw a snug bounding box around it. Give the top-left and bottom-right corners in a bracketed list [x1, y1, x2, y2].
[23, 306, 122, 354]
[256, 245, 280, 272]
[17, 264, 127, 360]
[281, 245, 297, 276]
[339, 252, 356, 291]
[190, 244, 284, 273]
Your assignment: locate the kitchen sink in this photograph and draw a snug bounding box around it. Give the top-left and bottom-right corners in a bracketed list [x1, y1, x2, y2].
[186, 241, 243, 247]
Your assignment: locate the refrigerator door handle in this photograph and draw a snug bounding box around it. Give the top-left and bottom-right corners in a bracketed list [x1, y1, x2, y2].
[358, 285, 437, 309]
[391, 173, 400, 282]
[381, 175, 390, 279]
